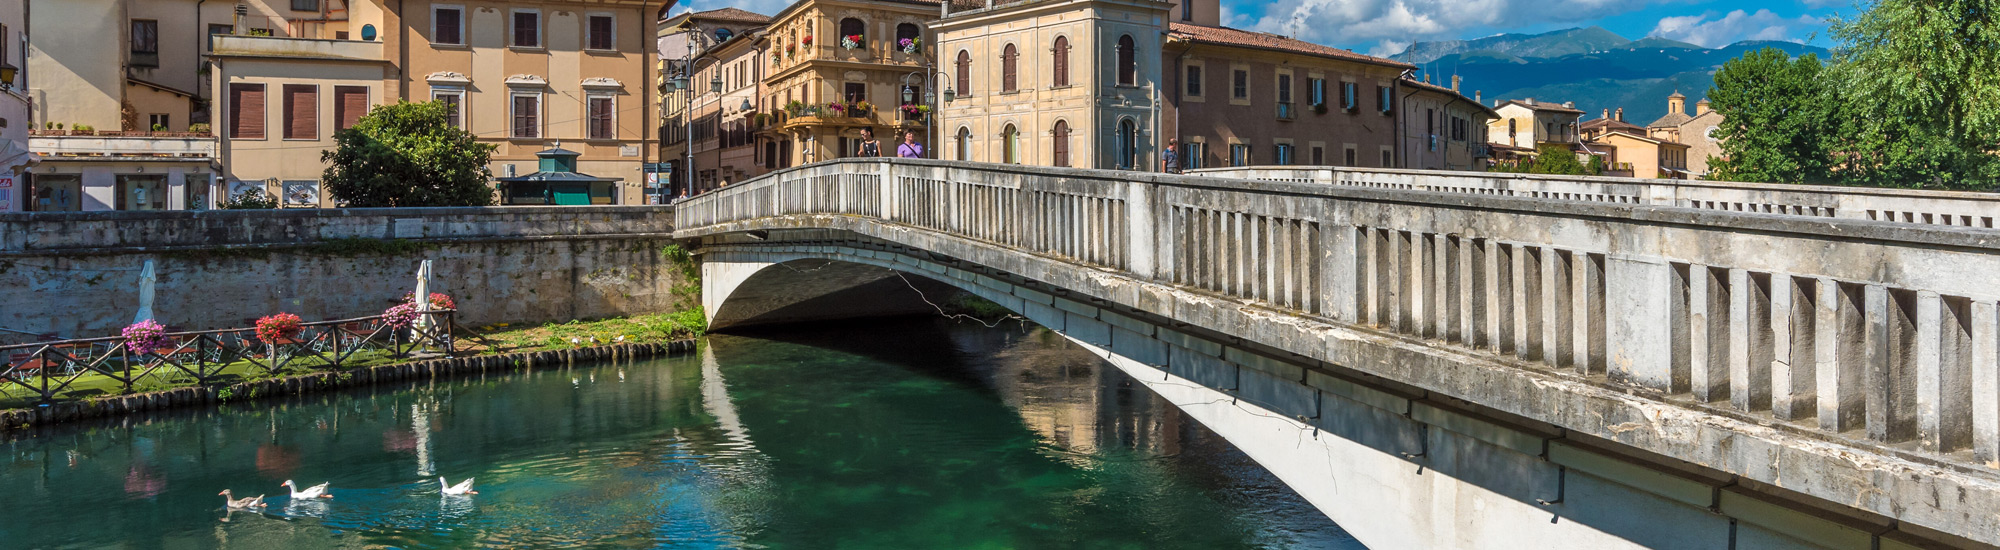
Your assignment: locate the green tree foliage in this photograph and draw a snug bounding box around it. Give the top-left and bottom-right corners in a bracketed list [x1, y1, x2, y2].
[321, 101, 497, 207]
[1528, 144, 1589, 175]
[1827, 0, 2000, 190]
[1706, 49, 1840, 184]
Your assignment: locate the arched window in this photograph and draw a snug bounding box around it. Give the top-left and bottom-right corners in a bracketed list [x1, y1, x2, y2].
[955, 50, 971, 96]
[839, 18, 865, 45]
[1002, 124, 1019, 164]
[1051, 120, 1070, 167]
[1051, 36, 1070, 87]
[956, 127, 973, 161]
[1116, 35, 1136, 86]
[1116, 119, 1138, 169]
[1001, 44, 1018, 92]
[895, 23, 919, 52]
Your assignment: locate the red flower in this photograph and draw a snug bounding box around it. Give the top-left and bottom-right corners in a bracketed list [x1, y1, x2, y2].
[255, 313, 303, 345]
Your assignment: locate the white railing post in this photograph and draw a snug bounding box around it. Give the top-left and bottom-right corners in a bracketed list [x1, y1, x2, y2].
[1126, 178, 1155, 279]
[1606, 255, 1683, 392]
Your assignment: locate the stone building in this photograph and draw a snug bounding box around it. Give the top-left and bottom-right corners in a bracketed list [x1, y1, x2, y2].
[660, 7, 770, 199]
[1162, 24, 1409, 169]
[1645, 93, 1724, 178]
[756, 0, 938, 167]
[1396, 76, 1495, 171]
[932, 0, 1167, 169]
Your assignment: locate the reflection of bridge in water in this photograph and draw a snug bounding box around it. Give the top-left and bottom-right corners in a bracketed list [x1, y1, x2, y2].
[679, 158, 2000, 550]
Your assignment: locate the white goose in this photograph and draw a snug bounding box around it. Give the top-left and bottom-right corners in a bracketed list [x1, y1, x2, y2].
[439, 476, 478, 495]
[281, 480, 334, 499]
[218, 489, 267, 510]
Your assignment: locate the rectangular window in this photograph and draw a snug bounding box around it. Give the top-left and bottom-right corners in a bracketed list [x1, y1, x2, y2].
[228, 83, 266, 139]
[1309, 78, 1324, 106]
[1379, 85, 1393, 113]
[1311, 146, 1324, 165]
[1231, 69, 1247, 99]
[1184, 142, 1205, 169]
[1186, 66, 1202, 97]
[512, 93, 540, 138]
[1275, 144, 1293, 165]
[1381, 149, 1393, 167]
[282, 84, 318, 140]
[209, 23, 234, 37]
[433, 89, 463, 128]
[1230, 144, 1251, 167]
[433, 6, 464, 45]
[588, 95, 614, 139]
[131, 20, 159, 67]
[334, 86, 368, 130]
[844, 82, 867, 103]
[291, 0, 318, 11]
[512, 10, 540, 48]
[116, 175, 168, 211]
[147, 113, 169, 131]
[1276, 74, 1292, 103]
[1341, 81, 1357, 110]
[1344, 147, 1356, 166]
[587, 14, 616, 51]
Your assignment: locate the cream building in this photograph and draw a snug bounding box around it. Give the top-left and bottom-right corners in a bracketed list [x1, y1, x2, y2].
[757, 0, 938, 167]
[659, 7, 769, 199]
[1487, 98, 1582, 150]
[933, 0, 1167, 169]
[1647, 93, 1724, 178]
[0, 0, 31, 212]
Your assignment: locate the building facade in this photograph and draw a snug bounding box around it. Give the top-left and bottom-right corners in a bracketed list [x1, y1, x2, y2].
[0, 0, 32, 212]
[659, 7, 769, 199]
[757, 0, 937, 168]
[933, 0, 1166, 169]
[1590, 128, 1690, 179]
[1487, 98, 1581, 151]
[1647, 94, 1724, 178]
[1397, 76, 1494, 171]
[688, 29, 764, 190]
[1162, 24, 1409, 169]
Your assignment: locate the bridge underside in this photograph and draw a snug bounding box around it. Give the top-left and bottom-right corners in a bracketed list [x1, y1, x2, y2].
[697, 229, 1971, 550]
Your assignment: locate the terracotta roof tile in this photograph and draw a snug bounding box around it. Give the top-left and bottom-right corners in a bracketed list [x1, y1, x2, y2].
[1398, 77, 1497, 116]
[693, 7, 772, 24]
[1168, 23, 1411, 69]
[1494, 99, 1583, 114]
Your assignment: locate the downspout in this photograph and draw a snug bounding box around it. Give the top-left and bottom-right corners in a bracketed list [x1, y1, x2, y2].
[396, 0, 407, 100]
[1396, 68, 1419, 169]
[640, 1, 657, 204]
[1168, 37, 1190, 169]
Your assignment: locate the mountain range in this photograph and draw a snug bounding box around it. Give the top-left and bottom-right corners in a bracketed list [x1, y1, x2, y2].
[1391, 27, 1827, 125]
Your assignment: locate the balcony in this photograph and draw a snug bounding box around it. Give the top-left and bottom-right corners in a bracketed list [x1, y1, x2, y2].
[210, 35, 384, 62]
[30, 132, 217, 161]
[1276, 102, 1295, 121]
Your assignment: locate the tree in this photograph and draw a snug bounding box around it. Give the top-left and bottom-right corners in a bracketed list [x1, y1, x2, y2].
[321, 101, 497, 207]
[1826, 0, 2000, 190]
[1705, 48, 1840, 184]
[1528, 144, 1589, 175]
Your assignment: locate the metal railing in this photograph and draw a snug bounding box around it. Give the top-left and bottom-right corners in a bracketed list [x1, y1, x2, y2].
[0, 310, 462, 404]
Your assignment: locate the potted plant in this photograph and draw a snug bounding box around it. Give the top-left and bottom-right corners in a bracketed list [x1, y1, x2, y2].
[899, 37, 921, 55]
[841, 34, 863, 50]
[255, 312, 304, 346]
[122, 320, 171, 356]
[786, 43, 797, 58]
[827, 102, 847, 116]
[853, 101, 875, 117]
[1313, 102, 1328, 115]
[803, 34, 814, 46]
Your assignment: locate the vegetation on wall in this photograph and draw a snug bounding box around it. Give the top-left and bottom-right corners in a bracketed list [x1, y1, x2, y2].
[321, 100, 497, 207]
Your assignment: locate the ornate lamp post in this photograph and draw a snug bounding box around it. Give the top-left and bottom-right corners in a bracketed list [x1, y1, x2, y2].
[901, 66, 955, 159]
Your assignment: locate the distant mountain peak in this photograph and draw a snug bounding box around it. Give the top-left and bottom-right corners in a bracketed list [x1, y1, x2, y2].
[1392, 26, 1631, 64]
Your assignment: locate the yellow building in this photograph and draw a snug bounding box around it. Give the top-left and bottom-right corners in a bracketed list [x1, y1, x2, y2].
[212, 0, 664, 206]
[757, 0, 938, 166]
[933, 0, 1168, 168]
[1590, 128, 1690, 179]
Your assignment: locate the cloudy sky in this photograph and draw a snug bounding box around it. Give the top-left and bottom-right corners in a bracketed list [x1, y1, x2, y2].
[679, 0, 1849, 57]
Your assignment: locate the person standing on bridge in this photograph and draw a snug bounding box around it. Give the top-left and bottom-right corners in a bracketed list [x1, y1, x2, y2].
[897, 130, 925, 158]
[855, 128, 882, 157]
[1162, 139, 1182, 174]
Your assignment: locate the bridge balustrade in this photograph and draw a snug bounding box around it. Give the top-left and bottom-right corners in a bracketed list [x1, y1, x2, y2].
[677, 158, 2000, 471]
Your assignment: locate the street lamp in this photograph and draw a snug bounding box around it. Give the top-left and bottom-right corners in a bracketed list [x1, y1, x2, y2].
[902, 67, 954, 159]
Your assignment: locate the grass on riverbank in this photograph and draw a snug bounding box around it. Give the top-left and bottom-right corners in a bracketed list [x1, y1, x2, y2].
[1, 309, 706, 410]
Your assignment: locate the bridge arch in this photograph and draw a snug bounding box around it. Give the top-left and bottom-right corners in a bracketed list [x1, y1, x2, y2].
[704, 253, 1050, 332]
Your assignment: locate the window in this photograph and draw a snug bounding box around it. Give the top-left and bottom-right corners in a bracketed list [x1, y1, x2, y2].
[30, 175, 82, 212]
[291, 0, 319, 11]
[839, 18, 864, 42]
[1182, 0, 1193, 21]
[1344, 147, 1356, 166]
[1276, 74, 1293, 119]
[1230, 143, 1250, 166]
[282, 84, 317, 140]
[432, 88, 464, 128]
[334, 86, 368, 130]
[148, 114, 169, 132]
[116, 175, 168, 211]
[1001, 44, 1018, 92]
[228, 84, 266, 139]
[1002, 124, 1019, 164]
[1184, 141, 1205, 169]
[1051, 37, 1070, 87]
[1116, 35, 1136, 86]
[431, 6, 463, 45]
[512, 92, 540, 138]
[131, 20, 159, 67]
[1341, 81, 1357, 110]
[1185, 65, 1202, 97]
[1309, 78, 1324, 106]
[1117, 119, 1139, 169]
[512, 10, 540, 48]
[1378, 85, 1392, 113]
[1232, 69, 1247, 99]
[1311, 145, 1324, 165]
[209, 23, 234, 37]
[1275, 143, 1294, 165]
[896, 23, 919, 51]
[1381, 149, 1393, 167]
[955, 50, 971, 96]
[588, 95, 614, 139]
[1052, 120, 1070, 167]
[587, 14, 615, 50]
[956, 127, 972, 160]
[843, 82, 867, 103]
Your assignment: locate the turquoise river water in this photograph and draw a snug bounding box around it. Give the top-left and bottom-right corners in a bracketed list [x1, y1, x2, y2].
[0, 318, 1362, 549]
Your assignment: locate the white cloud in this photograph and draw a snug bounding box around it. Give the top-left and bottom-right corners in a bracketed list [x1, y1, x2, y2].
[1243, 0, 1659, 56]
[1647, 9, 1823, 48]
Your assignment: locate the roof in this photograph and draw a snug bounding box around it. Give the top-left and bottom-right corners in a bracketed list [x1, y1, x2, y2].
[1580, 117, 1644, 134]
[1647, 111, 1692, 129]
[1592, 129, 1689, 148]
[1493, 99, 1583, 115]
[1398, 78, 1499, 117]
[689, 7, 771, 24]
[1168, 23, 1411, 69]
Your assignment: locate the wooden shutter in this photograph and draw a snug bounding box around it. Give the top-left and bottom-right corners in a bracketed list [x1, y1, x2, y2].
[229, 84, 265, 139]
[1116, 35, 1134, 86]
[1052, 37, 1068, 87]
[513, 12, 537, 47]
[589, 16, 614, 50]
[956, 51, 970, 94]
[282, 84, 317, 139]
[589, 96, 613, 139]
[1052, 120, 1069, 167]
[334, 86, 367, 130]
[1001, 44, 1017, 92]
[435, 8, 461, 44]
[513, 95, 538, 138]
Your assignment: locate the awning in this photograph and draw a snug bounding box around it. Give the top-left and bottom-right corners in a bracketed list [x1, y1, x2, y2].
[0, 139, 41, 173]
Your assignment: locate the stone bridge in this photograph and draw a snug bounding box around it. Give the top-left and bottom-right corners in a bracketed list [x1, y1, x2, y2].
[675, 158, 2000, 550]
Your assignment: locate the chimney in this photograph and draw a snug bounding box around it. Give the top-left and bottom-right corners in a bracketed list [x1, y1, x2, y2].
[1525, 98, 1535, 105]
[1696, 99, 1711, 115]
[1423, 73, 1431, 84]
[1475, 90, 1482, 104]
[1563, 101, 1574, 109]
[1451, 75, 1461, 92]
[1615, 107, 1624, 122]
[1602, 109, 1610, 120]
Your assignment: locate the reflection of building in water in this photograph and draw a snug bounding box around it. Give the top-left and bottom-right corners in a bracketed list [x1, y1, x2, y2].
[987, 327, 1184, 458]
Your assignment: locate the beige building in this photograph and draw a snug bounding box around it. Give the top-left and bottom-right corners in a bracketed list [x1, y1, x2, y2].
[934, 0, 1167, 169]
[687, 29, 764, 190]
[1590, 128, 1690, 179]
[1487, 98, 1582, 150]
[1646, 92, 1724, 178]
[1397, 76, 1494, 171]
[659, 7, 769, 199]
[208, 0, 664, 206]
[0, 0, 31, 212]
[757, 0, 938, 167]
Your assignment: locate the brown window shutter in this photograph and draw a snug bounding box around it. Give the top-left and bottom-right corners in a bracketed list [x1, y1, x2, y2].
[1052, 121, 1069, 167]
[334, 86, 368, 130]
[514, 95, 538, 138]
[514, 12, 537, 47]
[229, 84, 265, 139]
[589, 97, 613, 139]
[956, 51, 970, 94]
[435, 9, 461, 44]
[1002, 44, 1017, 92]
[283, 84, 317, 139]
[589, 16, 613, 50]
[1052, 37, 1068, 87]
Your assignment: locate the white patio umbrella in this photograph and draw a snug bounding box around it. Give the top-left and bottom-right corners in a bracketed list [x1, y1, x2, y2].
[412, 260, 434, 332]
[133, 260, 156, 325]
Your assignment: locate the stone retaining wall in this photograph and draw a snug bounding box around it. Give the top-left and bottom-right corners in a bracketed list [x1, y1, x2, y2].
[0, 340, 696, 433]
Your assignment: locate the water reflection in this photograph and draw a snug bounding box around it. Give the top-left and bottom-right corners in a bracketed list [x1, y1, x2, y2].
[0, 318, 1358, 549]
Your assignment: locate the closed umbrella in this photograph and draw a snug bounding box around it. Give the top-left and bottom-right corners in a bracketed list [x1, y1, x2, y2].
[133, 260, 156, 325]
[412, 260, 433, 333]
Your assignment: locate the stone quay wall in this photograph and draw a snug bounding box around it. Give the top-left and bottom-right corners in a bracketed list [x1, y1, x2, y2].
[0, 206, 686, 342]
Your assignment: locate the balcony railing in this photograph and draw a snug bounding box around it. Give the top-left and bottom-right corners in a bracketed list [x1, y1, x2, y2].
[210, 34, 383, 61]
[30, 133, 217, 159]
[1276, 102, 1295, 120]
